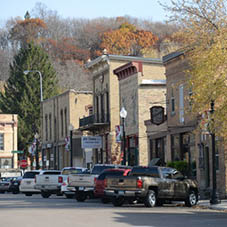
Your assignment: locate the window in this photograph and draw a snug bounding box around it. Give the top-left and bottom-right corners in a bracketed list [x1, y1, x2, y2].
[101, 93, 104, 122]
[45, 115, 48, 141]
[179, 84, 184, 123]
[0, 158, 12, 168]
[60, 109, 63, 137]
[171, 87, 175, 114]
[106, 91, 110, 122]
[0, 133, 4, 150]
[64, 108, 67, 137]
[49, 114, 52, 140]
[96, 96, 99, 123]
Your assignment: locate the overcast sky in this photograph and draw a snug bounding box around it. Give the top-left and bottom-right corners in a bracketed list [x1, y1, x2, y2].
[0, 0, 172, 25]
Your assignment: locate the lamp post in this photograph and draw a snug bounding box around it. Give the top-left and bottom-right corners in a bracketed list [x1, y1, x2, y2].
[34, 132, 40, 170]
[69, 124, 74, 167]
[24, 70, 43, 169]
[209, 100, 219, 205]
[120, 107, 127, 165]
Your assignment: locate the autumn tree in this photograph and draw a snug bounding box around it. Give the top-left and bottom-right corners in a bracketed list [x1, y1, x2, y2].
[162, 0, 227, 139]
[0, 43, 59, 151]
[100, 22, 158, 56]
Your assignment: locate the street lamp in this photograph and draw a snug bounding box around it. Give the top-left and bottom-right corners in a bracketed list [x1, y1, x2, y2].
[34, 133, 40, 170]
[120, 107, 127, 165]
[24, 70, 43, 169]
[209, 100, 220, 205]
[68, 124, 74, 167]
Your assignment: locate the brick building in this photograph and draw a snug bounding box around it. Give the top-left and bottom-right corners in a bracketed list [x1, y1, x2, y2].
[41, 89, 92, 169]
[113, 61, 166, 166]
[0, 114, 18, 169]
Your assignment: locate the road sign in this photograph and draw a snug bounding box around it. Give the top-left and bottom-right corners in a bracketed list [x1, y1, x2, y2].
[20, 159, 27, 168]
[12, 150, 24, 154]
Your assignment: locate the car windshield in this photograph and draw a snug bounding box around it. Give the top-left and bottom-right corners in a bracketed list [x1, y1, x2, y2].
[97, 170, 124, 180]
[91, 166, 115, 174]
[23, 172, 40, 179]
[62, 169, 84, 175]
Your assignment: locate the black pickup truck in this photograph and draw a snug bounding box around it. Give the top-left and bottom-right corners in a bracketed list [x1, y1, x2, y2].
[104, 166, 199, 207]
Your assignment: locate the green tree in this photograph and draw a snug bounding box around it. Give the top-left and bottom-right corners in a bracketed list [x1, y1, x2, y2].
[0, 42, 59, 151]
[162, 0, 227, 139]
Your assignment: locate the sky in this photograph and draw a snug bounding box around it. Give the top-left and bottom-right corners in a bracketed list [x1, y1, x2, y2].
[0, 0, 172, 25]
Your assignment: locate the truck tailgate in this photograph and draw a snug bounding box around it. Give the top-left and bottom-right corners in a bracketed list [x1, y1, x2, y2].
[36, 175, 60, 186]
[106, 176, 138, 190]
[68, 174, 95, 187]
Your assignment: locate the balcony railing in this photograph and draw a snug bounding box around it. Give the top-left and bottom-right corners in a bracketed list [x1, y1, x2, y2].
[79, 114, 110, 128]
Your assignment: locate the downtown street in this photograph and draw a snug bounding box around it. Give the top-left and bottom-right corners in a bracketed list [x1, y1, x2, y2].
[0, 193, 227, 227]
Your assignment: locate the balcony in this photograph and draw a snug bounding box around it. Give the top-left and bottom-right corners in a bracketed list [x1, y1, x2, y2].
[79, 114, 110, 131]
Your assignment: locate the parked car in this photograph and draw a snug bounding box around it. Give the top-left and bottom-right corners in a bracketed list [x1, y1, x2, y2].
[68, 164, 129, 202]
[19, 170, 41, 196]
[60, 167, 87, 199]
[0, 177, 14, 193]
[35, 170, 62, 198]
[9, 176, 23, 194]
[94, 168, 131, 203]
[105, 166, 199, 207]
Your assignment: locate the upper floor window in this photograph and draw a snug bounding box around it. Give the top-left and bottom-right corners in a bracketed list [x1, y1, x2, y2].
[171, 87, 175, 114]
[49, 113, 52, 140]
[0, 133, 4, 150]
[64, 108, 67, 137]
[60, 109, 63, 137]
[179, 84, 184, 123]
[45, 114, 48, 141]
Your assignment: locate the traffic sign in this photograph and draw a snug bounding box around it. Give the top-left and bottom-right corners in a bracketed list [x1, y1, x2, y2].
[12, 150, 24, 154]
[20, 159, 28, 168]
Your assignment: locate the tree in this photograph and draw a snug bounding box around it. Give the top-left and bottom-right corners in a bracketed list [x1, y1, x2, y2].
[0, 42, 59, 151]
[100, 22, 158, 56]
[162, 0, 227, 139]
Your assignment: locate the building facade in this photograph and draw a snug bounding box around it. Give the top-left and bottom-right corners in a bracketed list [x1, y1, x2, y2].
[79, 54, 165, 166]
[41, 89, 92, 169]
[161, 51, 227, 198]
[0, 114, 18, 170]
[113, 61, 166, 166]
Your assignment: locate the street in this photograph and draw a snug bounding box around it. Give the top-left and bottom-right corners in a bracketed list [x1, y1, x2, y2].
[0, 194, 227, 227]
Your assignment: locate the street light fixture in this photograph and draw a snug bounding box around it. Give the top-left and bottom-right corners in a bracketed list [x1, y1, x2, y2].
[68, 124, 74, 167]
[209, 100, 220, 205]
[120, 107, 127, 165]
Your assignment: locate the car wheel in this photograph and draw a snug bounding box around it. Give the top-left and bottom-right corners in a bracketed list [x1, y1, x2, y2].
[41, 191, 51, 198]
[65, 194, 74, 199]
[75, 192, 87, 202]
[25, 193, 32, 196]
[185, 190, 198, 207]
[144, 190, 157, 207]
[112, 197, 124, 207]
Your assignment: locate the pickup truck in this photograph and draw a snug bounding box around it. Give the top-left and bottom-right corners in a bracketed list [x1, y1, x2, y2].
[104, 166, 199, 207]
[67, 164, 128, 202]
[35, 170, 62, 198]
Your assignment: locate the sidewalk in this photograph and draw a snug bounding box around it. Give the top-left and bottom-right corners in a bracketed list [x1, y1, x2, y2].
[197, 199, 227, 211]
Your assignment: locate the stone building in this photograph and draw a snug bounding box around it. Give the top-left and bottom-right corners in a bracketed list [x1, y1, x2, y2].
[79, 54, 164, 166]
[159, 51, 227, 198]
[113, 61, 166, 166]
[0, 114, 18, 169]
[41, 89, 92, 169]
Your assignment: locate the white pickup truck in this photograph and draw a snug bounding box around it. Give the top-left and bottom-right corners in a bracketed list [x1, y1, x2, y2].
[35, 170, 62, 198]
[67, 164, 125, 202]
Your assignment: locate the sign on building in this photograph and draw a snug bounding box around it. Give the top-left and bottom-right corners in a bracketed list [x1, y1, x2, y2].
[150, 106, 165, 125]
[81, 136, 102, 149]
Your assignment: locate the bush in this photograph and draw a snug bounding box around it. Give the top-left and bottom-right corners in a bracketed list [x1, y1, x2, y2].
[167, 160, 189, 176]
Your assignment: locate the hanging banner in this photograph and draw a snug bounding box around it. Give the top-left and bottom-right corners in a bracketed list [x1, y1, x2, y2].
[115, 125, 122, 143]
[81, 136, 102, 149]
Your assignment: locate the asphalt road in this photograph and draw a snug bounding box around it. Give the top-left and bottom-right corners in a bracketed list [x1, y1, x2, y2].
[0, 193, 227, 227]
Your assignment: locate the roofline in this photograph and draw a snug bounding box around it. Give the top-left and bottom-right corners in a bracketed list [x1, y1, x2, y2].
[162, 51, 184, 63]
[43, 89, 92, 103]
[85, 54, 163, 69]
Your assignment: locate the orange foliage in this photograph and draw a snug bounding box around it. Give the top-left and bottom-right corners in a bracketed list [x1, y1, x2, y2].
[100, 22, 158, 56]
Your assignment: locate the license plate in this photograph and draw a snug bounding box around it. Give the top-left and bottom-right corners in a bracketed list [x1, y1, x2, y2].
[26, 181, 31, 184]
[79, 187, 84, 191]
[118, 191, 124, 195]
